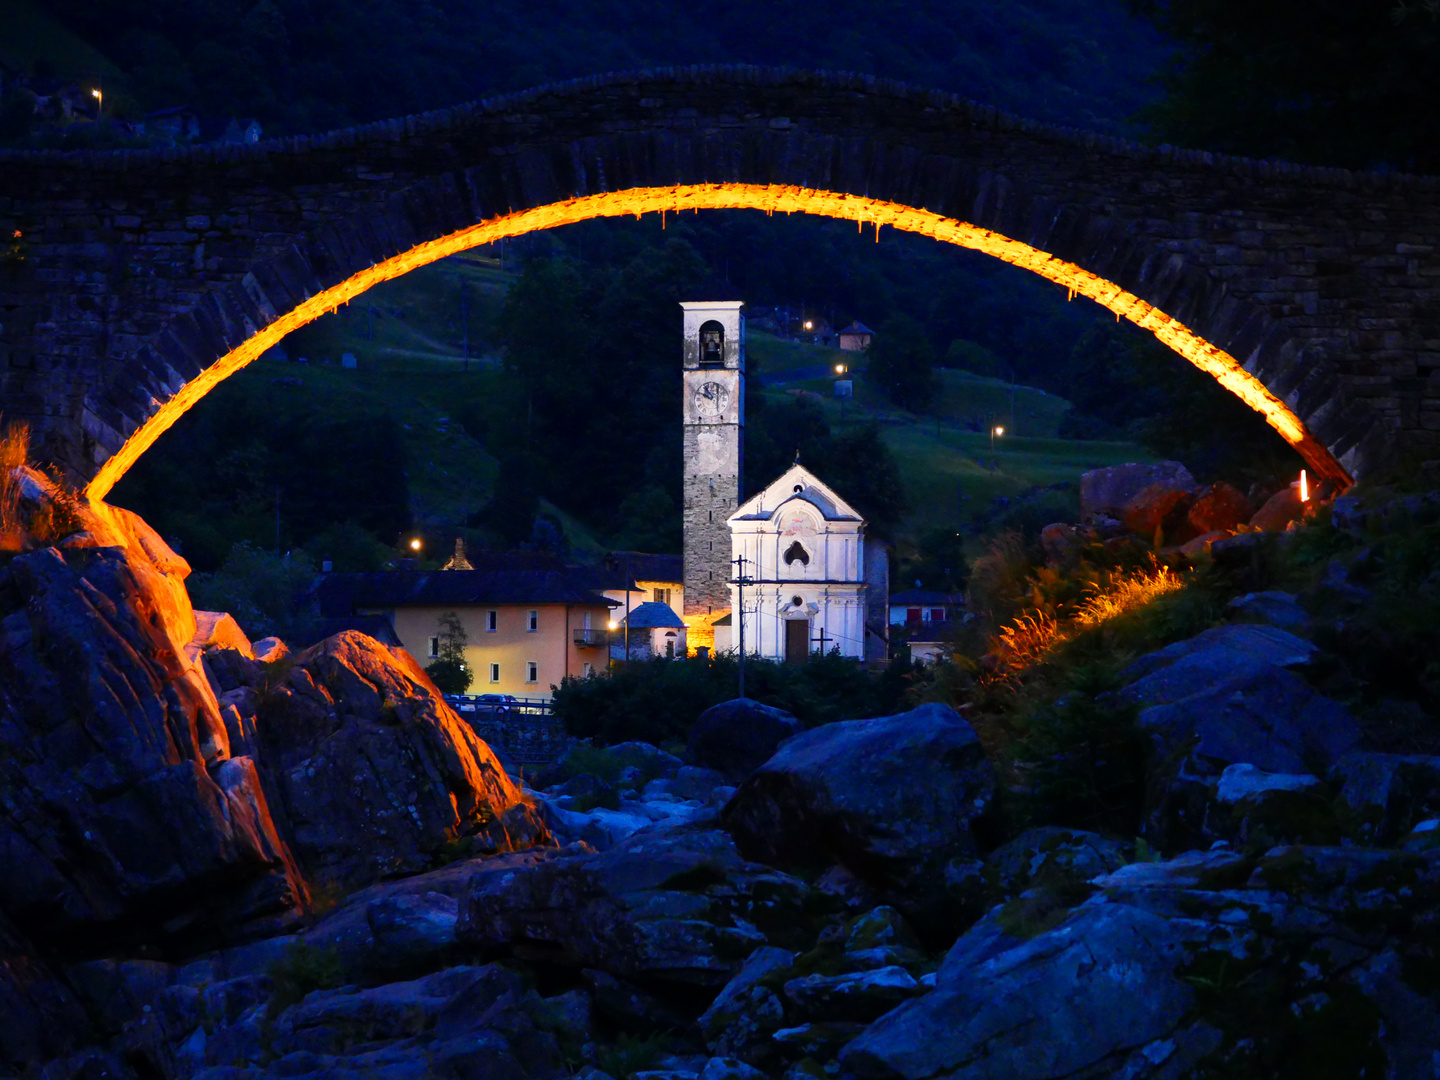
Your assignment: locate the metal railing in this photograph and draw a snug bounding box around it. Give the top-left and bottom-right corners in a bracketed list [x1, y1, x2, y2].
[572, 628, 609, 648]
[445, 693, 554, 717]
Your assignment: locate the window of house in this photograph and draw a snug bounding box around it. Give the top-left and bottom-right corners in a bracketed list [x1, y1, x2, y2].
[930, 608, 946, 622]
[488, 663, 500, 683]
[527, 609, 538, 632]
[486, 610, 498, 632]
[907, 608, 921, 623]
[427, 636, 440, 658]
[653, 587, 670, 606]
[526, 661, 538, 683]
[582, 662, 594, 677]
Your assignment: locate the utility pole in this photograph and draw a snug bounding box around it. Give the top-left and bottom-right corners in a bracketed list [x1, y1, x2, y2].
[732, 553, 754, 699]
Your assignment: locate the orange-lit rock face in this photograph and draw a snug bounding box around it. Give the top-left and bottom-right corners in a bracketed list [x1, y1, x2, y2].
[84, 184, 1351, 502]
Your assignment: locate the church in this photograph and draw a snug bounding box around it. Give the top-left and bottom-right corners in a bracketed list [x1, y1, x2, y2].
[680, 295, 889, 663]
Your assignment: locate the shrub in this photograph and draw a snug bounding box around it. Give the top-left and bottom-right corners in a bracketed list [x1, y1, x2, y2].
[552, 651, 911, 746]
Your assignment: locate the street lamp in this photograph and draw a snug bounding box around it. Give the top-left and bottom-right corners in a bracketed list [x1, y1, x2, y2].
[91, 88, 102, 118]
[991, 424, 1004, 453]
[834, 363, 847, 375]
[409, 537, 422, 552]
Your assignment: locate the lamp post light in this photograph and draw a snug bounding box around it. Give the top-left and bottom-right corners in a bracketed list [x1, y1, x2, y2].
[91, 88, 102, 118]
[409, 537, 423, 553]
[991, 424, 1004, 453]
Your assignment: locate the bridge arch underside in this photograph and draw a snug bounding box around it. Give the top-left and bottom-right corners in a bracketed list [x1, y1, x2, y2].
[51, 69, 1419, 500]
[83, 182, 1355, 502]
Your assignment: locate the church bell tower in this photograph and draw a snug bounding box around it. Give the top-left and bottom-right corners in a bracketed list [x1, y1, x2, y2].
[680, 298, 745, 633]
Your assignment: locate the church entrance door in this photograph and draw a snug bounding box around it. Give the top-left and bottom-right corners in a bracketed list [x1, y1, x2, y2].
[785, 619, 810, 665]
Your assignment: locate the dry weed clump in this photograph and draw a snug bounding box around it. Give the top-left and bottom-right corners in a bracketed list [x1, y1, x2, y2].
[0, 418, 84, 551]
[0, 418, 30, 549]
[990, 563, 1186, 676]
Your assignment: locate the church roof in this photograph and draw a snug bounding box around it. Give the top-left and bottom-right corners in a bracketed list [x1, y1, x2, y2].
[728, 463, 865, 525]
[620, 601, 687, 629]
[839, 321, 875, 336]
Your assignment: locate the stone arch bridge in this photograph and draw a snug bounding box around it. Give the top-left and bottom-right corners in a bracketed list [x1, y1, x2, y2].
[4, 66, 1440, 495]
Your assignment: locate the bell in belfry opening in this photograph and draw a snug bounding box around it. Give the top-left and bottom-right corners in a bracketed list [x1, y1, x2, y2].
[700, 321, 724, 367]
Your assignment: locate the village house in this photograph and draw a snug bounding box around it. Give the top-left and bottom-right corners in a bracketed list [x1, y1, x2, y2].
[315, 556, 616, 699]
[838, 320, 875, 352]
[888, 588, 966, 628]
[617, 601, 688, 660]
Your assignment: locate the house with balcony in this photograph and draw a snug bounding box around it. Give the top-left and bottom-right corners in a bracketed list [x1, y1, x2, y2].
[315, 560, 616, 699]
[888, 589, 967, 628]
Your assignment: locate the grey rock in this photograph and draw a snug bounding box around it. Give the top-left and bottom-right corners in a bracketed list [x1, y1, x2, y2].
[1080, 461, 1196, 521]
[364, 892, 458, 978]
[842, 901, 1206, 1079]
[1215, 763, 1321, 803]
[1118, 623, 1317, 704]
[983, 827, 1130, 898]
[782, 965, 924, 1023]
[608, 741, 685, 780]
[456, 830, 813, 986]
[688, 698, 803, 783]
[722, 703, 996, 938]
[698, 1057, 768, 1080]
[1333, 750, 1440, 845]
[1227, 590, 1310, 633]
[698, 947, 795, 1063]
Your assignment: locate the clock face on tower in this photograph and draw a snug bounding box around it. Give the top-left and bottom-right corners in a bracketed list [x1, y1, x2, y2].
[693, 381, 731, 418]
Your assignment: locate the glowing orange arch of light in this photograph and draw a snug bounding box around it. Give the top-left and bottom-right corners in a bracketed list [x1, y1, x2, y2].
[85, 183, 1350, 503]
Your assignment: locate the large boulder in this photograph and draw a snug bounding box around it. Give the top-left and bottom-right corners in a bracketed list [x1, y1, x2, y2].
[688, 698, 802, 783]
[843, 845, 1440, 1080]
[1116, 625, 1360, 852]
[0, 470, 309, 947]
[0, 911, 92, 1072]
[1250, 485, 1306, 531]
[254, 630, 549, 889]
[1079, 461, 1196, 522]
[1187, 481, 1253, 534]
[721, 703, 996, 938]
[1121, 482, 1195, 543]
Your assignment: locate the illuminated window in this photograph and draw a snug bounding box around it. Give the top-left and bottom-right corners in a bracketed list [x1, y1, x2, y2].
[528, 609, 538, 632]
[653, 587, 670, 605]
[427, 636, 439, 658]
[526, 661, 538, 683]
[582, 662, 594, 677]
[488, 663, 499, 683]
[486, 610, 497, 632]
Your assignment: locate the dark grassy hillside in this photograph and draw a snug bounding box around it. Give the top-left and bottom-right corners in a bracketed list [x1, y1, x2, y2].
[31, 0, 1165, 139]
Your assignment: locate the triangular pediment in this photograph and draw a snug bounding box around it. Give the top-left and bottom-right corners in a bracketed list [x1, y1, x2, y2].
[728, 463, 865, 525]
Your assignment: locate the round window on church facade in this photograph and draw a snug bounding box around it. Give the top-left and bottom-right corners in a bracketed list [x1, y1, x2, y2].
[791, 595, 804, 607]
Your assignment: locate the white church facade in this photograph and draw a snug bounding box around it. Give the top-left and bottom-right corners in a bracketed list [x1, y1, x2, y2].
[721, 463, 872, 662]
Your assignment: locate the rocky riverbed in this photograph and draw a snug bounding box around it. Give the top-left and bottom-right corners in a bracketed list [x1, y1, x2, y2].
[5, 464, 1440, 1079]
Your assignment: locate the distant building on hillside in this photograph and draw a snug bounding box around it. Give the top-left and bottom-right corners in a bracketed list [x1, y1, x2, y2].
[219, 118, 263, 144]
[143, 106, 202, 144]
[838, 321, 875, 352]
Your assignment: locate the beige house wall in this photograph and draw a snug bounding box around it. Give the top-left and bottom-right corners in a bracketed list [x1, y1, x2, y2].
[376, 603, 611, 698]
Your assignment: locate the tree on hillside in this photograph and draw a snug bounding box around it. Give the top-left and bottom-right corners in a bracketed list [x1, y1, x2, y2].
[425, 611, 472, 695]
[1128, 0, 1440, 171]
[864, 314, 940, 412]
